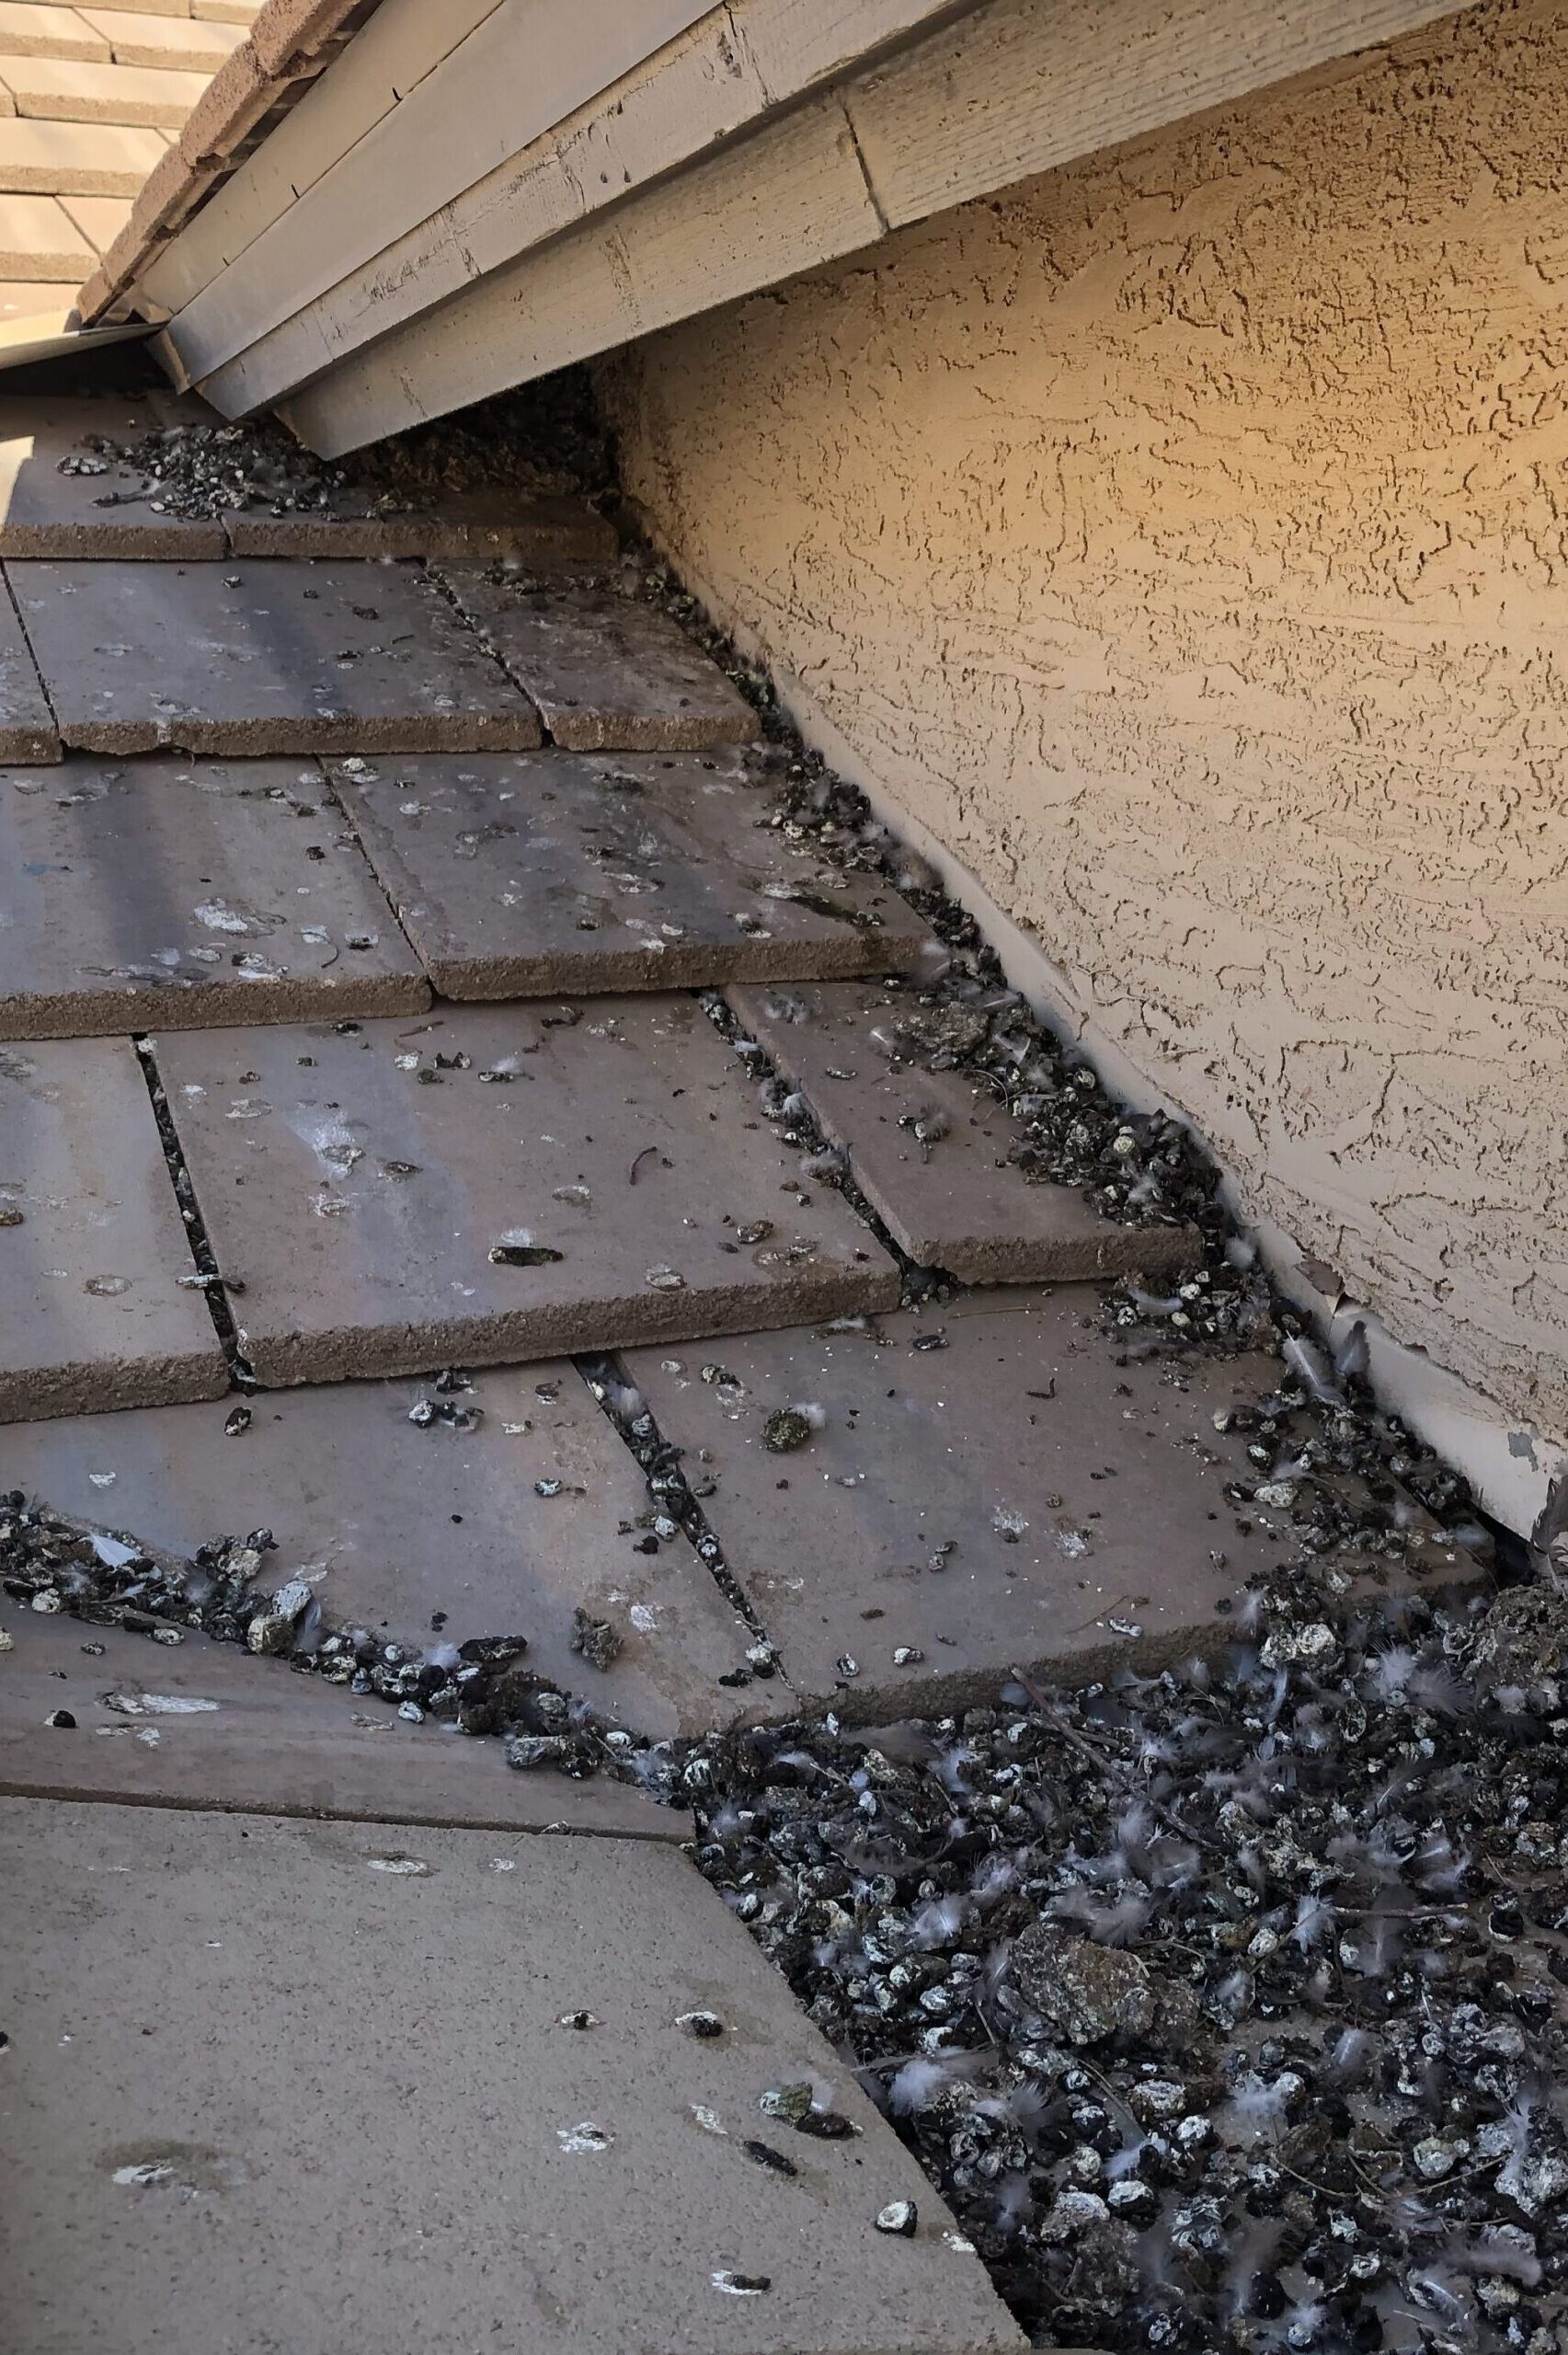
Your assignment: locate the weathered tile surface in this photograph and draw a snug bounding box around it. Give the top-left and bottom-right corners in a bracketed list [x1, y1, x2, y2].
[225, 488, 616, 564]
[0, 1035, 225, 1419]
[625, 1291, 1484, 1718]
[331, 749, 934, 998]
[0, 1797, 1022, 2355]
[156, 998, 899, 1386]
[7, 557, 543, 753]
[3, 1368, 792, 1736]
[0, 1603, 689, 1838]
[730, 979, 1198, 1282]
[0, 389, 225, 553]
[0, 754, 428, 1037]
[0, 557, 56, 753]
[442, 568, 759, 751]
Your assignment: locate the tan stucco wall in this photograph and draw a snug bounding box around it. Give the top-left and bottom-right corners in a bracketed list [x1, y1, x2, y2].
[599, 0, 1568, 1474]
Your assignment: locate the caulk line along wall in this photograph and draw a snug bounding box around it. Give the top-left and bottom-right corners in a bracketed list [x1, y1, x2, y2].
[600, 0, 1568, 1497]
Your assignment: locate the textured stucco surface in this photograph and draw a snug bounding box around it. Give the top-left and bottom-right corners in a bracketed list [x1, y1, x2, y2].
[600, 0, 1568, 1453]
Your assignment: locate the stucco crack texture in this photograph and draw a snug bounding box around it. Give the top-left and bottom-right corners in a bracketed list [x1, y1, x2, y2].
[600, 0, 1568, 1442]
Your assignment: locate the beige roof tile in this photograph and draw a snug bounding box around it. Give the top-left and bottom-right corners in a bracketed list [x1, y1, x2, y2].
[0, 6, 109, 62]
[0, 51, 211, 126]
[0, 116, 168, 193]
[0, 270, 79, 314]
[60, 0, 189, 15]
[250, 0, 356, 75]
[56, 186, 128, 246]
[176, 35, 268, 163]
[81, 7, 243, 68]
[0, 185, 91, 270]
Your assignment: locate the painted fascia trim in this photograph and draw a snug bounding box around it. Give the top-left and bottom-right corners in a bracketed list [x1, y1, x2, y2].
[275, 0, 1474, 453]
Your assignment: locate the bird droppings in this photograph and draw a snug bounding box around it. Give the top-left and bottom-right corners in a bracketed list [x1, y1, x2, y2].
[99, 1691, 219, 1717]
[877, 2199, 920, 2235]
[365, 1855, 430, 1877]
[556, 2121, 612, 2154]
[73, 419, 364, 524]
[759, 2081, 817, 2124]
[636, 1558, 1568, 2352]
[678, 2009, 726, 2039]
[763, 1405, 823, 1453]
[3, 521, 1562, 2355]
[570, 1608, 624, 1671]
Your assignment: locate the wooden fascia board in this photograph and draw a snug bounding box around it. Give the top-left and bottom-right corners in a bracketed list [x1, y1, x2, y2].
[137, 0, 511, 316]
[158, 0, 970, 396]
[157, 0, 723, 384]
[275, 91, 887, 451]
[249, 0, 1473, 451]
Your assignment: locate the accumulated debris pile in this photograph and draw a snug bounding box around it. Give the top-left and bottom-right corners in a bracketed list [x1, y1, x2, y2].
[622, 559, 1248, 1277]
[0, 1498, 604, 1759]
[8, 404, 1564, 2355]
[57, 359, 613, 518]
[353, 369, 614, 501]
[64, 414, 359, 518]
[644, 1573, 1568, 2355]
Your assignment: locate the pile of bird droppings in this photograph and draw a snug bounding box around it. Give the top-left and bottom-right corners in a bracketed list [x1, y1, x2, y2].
[0, 1486, 615, 1756]
[57, 359, 612, 518]
[625, 546, 1521, 1547]
[60, 412, 362, 517]
[353, 366, 614, 500]
[628, 1574, 1568, 2355]
[625, 549, 1299, 1244]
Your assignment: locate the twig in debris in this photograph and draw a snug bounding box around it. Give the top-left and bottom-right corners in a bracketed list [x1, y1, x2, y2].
[1007, 1660, 1223, 1855]
[628, 1145, 658, 1186]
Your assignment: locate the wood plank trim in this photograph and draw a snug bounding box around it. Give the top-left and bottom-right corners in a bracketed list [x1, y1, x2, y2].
[179, 0, 967, 409]
[137, 0, 507, 315]
[272, 0, 1470, 454]
[159, 0, 716, 381]
[279, 92, 887, 453]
